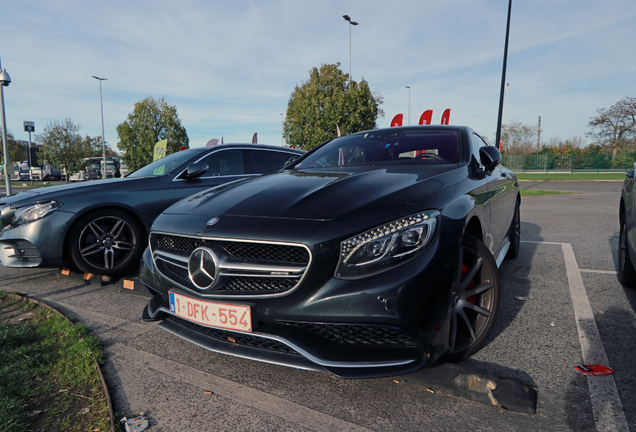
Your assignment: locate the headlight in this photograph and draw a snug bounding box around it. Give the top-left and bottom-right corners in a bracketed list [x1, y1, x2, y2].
[335, 210, 440, 280]
[12, 201, 63, 226]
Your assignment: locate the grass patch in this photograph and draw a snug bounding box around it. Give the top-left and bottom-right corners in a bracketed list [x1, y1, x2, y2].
[0, 292, 111, 432]
[515, 172, 626, 181]
[520, 189, 574, 197]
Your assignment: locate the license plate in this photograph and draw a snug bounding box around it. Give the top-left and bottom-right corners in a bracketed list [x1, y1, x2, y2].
[169, 291, 252, 332]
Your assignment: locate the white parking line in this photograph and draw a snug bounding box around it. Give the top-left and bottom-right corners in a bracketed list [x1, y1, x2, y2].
[522, 241, 628, 431]
[580, 269, 618, 275]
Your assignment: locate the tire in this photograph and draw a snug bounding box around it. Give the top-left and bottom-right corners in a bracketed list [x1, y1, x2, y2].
[506, 200, 520, 259]
[69, 209, 144, 276]
[618, 214, 636, 287]
[442, 234, 501, 362]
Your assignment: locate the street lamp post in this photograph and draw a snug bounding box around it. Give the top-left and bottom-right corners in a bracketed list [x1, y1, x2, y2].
[92, 76, 107, 179]
[342, 15, 358, 90]
[0, 57, 12, 196]
[405, 86, 411, 125]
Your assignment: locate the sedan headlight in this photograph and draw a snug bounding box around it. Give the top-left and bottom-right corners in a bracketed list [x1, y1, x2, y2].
[12, 201, 63, 226]
[335, 210, 440, 280]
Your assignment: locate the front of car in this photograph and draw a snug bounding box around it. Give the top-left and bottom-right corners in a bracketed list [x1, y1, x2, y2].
[141, 126, 486, 377]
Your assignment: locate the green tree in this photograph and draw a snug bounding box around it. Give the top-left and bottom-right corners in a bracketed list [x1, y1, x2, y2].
[79, 136, 118, 158]
[37, 119, 88, 183]
[588, 96, 636, 158]
[284, 63, 384, 150]
[116, 96, 189, 170]
[500, 122, 538, 155]
[0, 132, 29, 163]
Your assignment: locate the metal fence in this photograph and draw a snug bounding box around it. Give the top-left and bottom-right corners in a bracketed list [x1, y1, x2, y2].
[501, 152, 636, 173]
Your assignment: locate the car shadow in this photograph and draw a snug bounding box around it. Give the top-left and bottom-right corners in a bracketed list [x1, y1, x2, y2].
[609, 232, 636, 315]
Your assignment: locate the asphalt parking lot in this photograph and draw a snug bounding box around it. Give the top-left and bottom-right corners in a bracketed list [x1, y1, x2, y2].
[1, 180, 634, 431]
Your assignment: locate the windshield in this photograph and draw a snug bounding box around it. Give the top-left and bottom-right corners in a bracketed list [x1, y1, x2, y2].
[127, 150, 202, 178]
[294, 129, 460, 169]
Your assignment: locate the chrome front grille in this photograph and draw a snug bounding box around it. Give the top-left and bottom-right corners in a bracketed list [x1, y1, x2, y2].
[151, 233, 311, 298]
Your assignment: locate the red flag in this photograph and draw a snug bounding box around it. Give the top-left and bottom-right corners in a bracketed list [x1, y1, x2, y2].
[390, 114, 403, 127]
[418, 110, 433, 125]
[252, 133, 257, 144]
[440, 109, 451, 125]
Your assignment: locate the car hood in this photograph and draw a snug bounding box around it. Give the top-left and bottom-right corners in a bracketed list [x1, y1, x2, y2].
[164, 165, 463, 221]
[0, 177, 154, 207]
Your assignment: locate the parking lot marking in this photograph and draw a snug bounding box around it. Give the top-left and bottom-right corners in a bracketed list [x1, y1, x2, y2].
[115, 343, 374, 432]
[580, 269, 618, 275]
[533, 242, 629, 431]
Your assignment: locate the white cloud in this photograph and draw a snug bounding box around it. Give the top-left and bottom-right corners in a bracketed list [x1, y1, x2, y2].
[1, 0, 635, 150]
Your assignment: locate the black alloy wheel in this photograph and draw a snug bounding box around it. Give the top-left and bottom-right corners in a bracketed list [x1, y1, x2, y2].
[69, 209, 143, 276]
[442, 234, 501, 362]
[506, 200, 520, 259]
[618, 214, 636, 287]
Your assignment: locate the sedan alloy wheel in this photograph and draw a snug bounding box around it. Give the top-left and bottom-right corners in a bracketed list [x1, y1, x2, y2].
[70, 210, 143, 275]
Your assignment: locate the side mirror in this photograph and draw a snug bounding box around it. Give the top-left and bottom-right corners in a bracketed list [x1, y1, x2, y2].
[283, 156, 299, 169]
[184, 163, 208, 179]
[479, 146, 502, 171]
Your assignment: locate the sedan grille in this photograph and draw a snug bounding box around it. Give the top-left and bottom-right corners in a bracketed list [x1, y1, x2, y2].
[286, 323, 418, 347]
[151, 234, 311, 298]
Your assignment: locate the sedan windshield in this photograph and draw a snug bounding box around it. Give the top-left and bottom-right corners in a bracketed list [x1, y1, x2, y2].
[294, 129, 460, 169]
[127, 149, 204, 178]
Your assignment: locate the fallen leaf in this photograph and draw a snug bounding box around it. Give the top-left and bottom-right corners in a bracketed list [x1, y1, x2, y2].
[426, 388, 435, 393]
[204, 391, 213, 394]
[78, 408, 90, 415]
[227, 336, 236, 344]
[393, 380, 401, 383]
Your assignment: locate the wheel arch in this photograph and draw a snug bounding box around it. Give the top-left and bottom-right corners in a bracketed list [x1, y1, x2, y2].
[464, 215, 483, 243]
[62, 205, 149, 266]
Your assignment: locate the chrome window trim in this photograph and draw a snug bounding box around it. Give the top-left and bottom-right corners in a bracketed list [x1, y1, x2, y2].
[171, 147, 301, 183]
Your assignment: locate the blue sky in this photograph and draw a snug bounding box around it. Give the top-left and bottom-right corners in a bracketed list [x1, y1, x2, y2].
[1, 0, 635, 152]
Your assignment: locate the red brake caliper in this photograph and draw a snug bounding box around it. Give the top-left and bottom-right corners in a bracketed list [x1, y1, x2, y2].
[462, 264, 476, 304]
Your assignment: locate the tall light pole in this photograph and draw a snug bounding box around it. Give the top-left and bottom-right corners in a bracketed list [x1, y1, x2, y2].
[342, 15, 358, 90]
[495, 0, 513, 151]
[92, 76, 107, 179]
[0, 56, 12, 196]
[405, 86, 411, 125]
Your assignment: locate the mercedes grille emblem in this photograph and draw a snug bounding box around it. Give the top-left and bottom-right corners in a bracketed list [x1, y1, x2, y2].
[188, 247, 219, 289]
[207, 217, 220, 226]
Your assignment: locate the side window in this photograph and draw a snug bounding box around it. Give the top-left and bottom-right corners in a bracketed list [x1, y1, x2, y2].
[199, 150, 245, 177]
[250, 150, 297, 173]
[470, 133, 487, 169]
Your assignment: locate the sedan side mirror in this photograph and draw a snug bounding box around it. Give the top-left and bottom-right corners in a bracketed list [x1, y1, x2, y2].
[184, 163, 209, 179]
[283, 156, 299, 169]
[479, 146, 502, 171]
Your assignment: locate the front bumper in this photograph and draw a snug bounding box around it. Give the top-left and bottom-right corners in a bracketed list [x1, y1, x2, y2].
[140, 223, 460, 377]
[0, 210, 74, 268]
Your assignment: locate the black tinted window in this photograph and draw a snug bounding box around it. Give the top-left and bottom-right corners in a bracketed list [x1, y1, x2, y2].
[251, 150, 296, 173]
[199, 150, 245, 177]
[294, 129, 459, 169]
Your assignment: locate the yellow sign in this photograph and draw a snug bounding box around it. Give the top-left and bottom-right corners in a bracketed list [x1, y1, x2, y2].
[153, 139, 168, 161]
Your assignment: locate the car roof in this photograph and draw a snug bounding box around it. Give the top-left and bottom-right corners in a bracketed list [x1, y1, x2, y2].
[185, 144, 304, 153]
